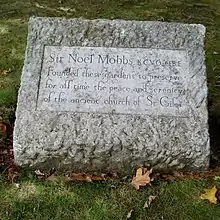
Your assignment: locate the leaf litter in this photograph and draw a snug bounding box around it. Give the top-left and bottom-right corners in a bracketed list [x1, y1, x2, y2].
[131, 168, 153, 190]
[0, 120, 7, 135]
[200, 186, 218, 204]
[34, 169, 118, 182]
[158, 167, 220, 181]
[2, 166, 20, 183]
[68, 172, 118, 182]
[4, 165, 220, 208]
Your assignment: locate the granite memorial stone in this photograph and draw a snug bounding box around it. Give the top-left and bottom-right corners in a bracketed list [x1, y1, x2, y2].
[13, 17, 210, 172]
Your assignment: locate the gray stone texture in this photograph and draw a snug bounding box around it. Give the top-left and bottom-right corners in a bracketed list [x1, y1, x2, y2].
[13, 17, 209, 173]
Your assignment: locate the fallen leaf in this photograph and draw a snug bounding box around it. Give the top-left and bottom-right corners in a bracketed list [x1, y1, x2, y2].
[35, 169, 45, 176]
[126, 209, 133, 219]
[69, 173, 92, 182]
[7, 167, 19, 183]
[200, 186, 217, 204]
[0, 120, 6, 135]
[160, 169, 220, 181]
[35, 169, 45, 180]
[90, 175, 105, 181]
[69, 172, 118, 182]
[131, 168, 152, 190]
[143, 195, 156, 208]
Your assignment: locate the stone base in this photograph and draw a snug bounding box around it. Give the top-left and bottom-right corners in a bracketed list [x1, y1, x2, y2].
[13, 17, 209, 174]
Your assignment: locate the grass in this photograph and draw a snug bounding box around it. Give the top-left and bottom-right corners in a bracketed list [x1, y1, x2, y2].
[1, 173, 220, 220]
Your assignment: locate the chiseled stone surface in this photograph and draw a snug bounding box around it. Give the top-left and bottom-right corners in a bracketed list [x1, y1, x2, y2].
[13, 17, 209, 173]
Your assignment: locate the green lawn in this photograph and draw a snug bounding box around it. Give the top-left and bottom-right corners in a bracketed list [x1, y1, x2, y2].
[1, 0, 220, 219]
[1, 173, 220, 220]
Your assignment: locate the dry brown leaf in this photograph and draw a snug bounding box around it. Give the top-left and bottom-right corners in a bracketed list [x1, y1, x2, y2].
[143, 195, 156, 208]
[160, 169, 220, 181]
[69, 173, 92, 182]
[69, 172, 118, 182]
[7, 167, 19, 183]
[200, 186, 218, 204]
[0, 120, 6, 135]
[91, 175, 105, 181]
[35, 169, 46, 180]
[131, 168, 152, 190]
[35, 169, 45, 176]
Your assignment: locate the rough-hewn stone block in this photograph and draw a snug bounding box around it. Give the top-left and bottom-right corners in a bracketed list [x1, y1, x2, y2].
[13, 17, 209, 173]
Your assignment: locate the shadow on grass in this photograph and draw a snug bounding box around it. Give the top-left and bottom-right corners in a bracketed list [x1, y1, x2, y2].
[1, 172, 220, 220]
